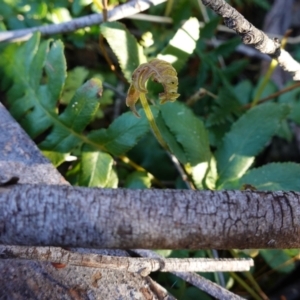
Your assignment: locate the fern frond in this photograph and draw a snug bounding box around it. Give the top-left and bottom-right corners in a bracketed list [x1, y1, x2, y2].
[0, 33, 153, 177]
[126, 59, 180, 116]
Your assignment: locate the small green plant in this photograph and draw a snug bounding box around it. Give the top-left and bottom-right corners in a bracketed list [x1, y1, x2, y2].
[126, 58, 180, 150]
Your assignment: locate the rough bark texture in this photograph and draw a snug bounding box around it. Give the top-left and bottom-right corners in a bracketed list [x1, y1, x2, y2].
[201, 0, 300, 80]
[1, 184, 299, 249]
[202, 0, 280, 54]
[0, 102, 168, 299]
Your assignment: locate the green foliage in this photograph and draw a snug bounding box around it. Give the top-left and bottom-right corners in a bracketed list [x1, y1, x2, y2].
[79, 144, 114, 187]
[238, 163, 300, 191]
[1, 1, 300, 298]
[61, 66, 89, 104]
[100, 21, 147, 82]
[0, 33, 152, 171]
[124, 171, 152, 189]
[216, 103, 290, 188]
[160, 101, 211, 166]
[87, 109, 158, 156]
[260, 249, 295, 273]
[40, 78, 103, 163]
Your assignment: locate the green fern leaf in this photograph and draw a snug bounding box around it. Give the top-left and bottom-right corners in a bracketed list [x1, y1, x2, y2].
[1, 33, 152, 171]
[61, 67, 89, 104]
[125, 171, 152, 189]
[260, 250, 295, 273]
[87, 108, 157, 156]
[4, 35, 67, 138]
[100, 21, 147, 82]
[216, 103, 290, 188]
[206, 84, 242, 127]
[238, 162, 300, 191]
[155, 112, 187, 164]
[79, 144, 114, 187]
[39, 78, 103, 159]
[160, 101, 211, 166]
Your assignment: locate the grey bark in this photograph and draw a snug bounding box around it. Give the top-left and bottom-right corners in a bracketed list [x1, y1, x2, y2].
[1, 184, 299, 249]
[201, 0, 300, 80]
[0, 246, 253, 274]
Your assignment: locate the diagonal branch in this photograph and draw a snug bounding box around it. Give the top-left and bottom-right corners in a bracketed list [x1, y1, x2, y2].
[134, 249, 246, 300]
[201, 0, 300, 80]
[0, 0, 167, 43]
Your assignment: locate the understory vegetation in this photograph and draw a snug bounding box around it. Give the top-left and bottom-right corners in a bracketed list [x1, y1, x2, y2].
[1, 0, 300, 298]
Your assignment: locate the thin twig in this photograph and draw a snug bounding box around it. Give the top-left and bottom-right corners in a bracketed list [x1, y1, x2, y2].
[0, 246, 253, 277]
[0, 0, 168, 43]
[133, 249, 247, 300]
[103, 82, 126, 98]
[243, 81, 300, 109]
[186, 88, 217, 106]
[126, 13, 172, 23]
[167, 152, 196, 190]
[211, 249, 226, 288]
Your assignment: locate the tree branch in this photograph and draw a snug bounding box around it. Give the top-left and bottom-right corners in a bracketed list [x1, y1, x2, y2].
[1, 184, 299, 249]
[201, 0, 300, 80]
[0, 245, 253, 276]
[0, 0, 167, 43]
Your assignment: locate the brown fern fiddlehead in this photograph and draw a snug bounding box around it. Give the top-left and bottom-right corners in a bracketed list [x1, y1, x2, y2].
[126, 59, 180, 117]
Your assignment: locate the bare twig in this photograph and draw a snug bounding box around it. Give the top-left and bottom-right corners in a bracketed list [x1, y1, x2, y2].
[186, 88, 217, 106]
[133, 250, 246, 300]
[167, 152, 196, 189]
[0, 0, 167, 43]
[0, 246, 253, 277]
[243, 81, 300, 109]
[174, 271, 246, 300]
[201, 0, 300, 80]
[126, 13, 172, 23]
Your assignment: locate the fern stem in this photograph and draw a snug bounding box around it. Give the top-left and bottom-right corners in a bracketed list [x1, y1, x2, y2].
[139, 93, 169, 150]
[229, 272, 261, 300]
[251, 34, 291, 108]
[119, 155, 164, 187]
[229, 250, 268, 300]
[243, 81, 300, 109]
[139, 93, 196, 189]
[164, 0, 174, 16]
[251, 59, 277, 107]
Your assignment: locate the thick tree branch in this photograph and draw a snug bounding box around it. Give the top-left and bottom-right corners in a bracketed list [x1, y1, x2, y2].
[201, 0, 300, 80]
[0, 0, 167, 43]
[1, 184, 299, 249]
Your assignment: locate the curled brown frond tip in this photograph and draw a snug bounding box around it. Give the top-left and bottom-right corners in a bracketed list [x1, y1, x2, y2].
[126, 59, 180, 116]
